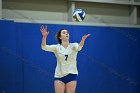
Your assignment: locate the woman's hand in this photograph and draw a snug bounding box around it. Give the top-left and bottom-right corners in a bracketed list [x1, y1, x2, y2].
[79, 34, 91, 48]
[40, 25, 49, 37]
[82, 34, 91, 40]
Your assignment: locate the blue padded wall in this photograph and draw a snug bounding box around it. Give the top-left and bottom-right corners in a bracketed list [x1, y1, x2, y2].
[0, 20, 140, 93]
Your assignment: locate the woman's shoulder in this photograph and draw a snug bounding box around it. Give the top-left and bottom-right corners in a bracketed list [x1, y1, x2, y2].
[51, 43, 60, 45]
[70, 42, 79, 47]
[70, 42, 78, 44]
[48, 44, 60, 47]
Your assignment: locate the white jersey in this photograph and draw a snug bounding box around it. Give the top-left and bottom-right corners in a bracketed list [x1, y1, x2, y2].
[41, 43, 82, 78]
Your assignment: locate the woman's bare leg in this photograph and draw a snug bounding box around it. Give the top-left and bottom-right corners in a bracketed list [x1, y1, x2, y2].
[54, 80, 65, 93]
[65, 81, 77, 93]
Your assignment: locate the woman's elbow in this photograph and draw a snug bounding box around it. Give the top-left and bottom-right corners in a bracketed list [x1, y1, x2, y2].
[41, 45, 45, 50]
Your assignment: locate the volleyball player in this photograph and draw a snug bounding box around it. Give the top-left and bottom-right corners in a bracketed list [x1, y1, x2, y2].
[40, 25, 90, 93]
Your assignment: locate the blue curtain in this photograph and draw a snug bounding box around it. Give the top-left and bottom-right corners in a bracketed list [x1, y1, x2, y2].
[0, 20, 140, 93]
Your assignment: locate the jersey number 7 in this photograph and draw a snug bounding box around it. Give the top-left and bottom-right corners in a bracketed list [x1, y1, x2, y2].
[65, 55, 68, 61]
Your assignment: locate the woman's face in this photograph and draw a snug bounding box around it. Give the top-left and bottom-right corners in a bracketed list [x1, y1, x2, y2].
[59, 30, 69, 41]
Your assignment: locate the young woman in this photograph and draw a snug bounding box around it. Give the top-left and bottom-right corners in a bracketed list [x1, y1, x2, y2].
[40, 25, 90, 93]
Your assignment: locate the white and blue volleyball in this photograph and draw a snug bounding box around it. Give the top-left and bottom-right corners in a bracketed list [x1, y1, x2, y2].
[73, 9, 86, 22]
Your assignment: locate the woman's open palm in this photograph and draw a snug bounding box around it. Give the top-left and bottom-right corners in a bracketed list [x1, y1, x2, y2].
[82, 34, 91, 40]
[40, 25, 49, 37]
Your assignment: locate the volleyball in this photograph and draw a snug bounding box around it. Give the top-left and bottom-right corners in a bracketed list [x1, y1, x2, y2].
[73, 9, 86, 22]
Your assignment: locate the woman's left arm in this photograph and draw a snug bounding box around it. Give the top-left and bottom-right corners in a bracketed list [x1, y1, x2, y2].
[79, 34, 91, 47]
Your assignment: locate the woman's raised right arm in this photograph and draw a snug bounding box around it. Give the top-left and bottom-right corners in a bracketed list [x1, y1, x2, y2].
[40, 25, 56, 52]
[40, 25, 49, 47]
